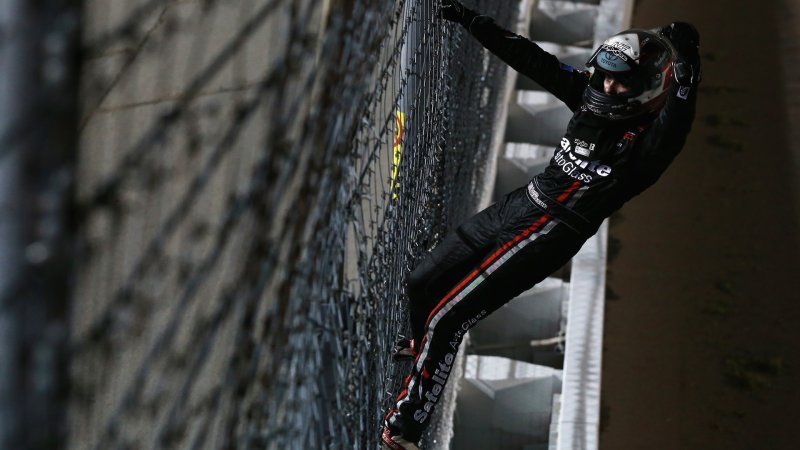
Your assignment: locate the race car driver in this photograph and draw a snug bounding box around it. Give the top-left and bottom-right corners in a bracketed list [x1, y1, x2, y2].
[381, 1, 701, 449]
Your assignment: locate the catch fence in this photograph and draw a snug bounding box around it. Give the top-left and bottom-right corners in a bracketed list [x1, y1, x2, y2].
[64, 1, 520, 449]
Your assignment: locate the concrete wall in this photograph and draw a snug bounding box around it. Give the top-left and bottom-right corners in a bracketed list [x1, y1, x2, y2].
[71, 1, 317, 448]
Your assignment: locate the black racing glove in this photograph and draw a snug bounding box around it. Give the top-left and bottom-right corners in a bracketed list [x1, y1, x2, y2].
[660, 22, 700, 57]
[440, 0, 478, 27]
[660, 22, 702, 86]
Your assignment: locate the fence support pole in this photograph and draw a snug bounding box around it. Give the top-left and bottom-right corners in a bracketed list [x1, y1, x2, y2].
[0, 0, 80, 449]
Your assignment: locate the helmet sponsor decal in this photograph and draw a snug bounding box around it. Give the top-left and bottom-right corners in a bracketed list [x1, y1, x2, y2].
[597, 50, 632, 72]
[607, 41, 632, 52]
[603, 33, 641, 60]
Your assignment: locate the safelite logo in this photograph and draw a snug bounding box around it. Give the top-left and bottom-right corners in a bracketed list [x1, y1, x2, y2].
[413, 353, 454, 423]
[554, 137, 612, 183]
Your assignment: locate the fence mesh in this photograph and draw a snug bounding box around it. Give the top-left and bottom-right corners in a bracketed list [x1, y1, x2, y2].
[68, 0, 520, 448]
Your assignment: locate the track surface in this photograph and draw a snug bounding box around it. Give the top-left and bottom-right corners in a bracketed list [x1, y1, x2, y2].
[601, 1, 800, 449]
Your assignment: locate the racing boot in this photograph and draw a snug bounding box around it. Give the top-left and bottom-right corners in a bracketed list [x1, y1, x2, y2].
[380, 426, 421, 450]
[391, 337, 416, 362]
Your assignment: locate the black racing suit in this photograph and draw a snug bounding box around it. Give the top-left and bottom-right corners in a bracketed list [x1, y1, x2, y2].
[384, 15, 698, 443]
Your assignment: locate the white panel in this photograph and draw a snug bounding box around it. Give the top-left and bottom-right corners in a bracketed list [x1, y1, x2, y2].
[556, 221, 608, 450]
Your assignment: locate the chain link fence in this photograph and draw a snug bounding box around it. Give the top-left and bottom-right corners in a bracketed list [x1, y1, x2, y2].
[0, 0, 519, 448]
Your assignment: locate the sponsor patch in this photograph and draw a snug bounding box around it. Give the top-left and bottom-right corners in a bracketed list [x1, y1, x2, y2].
[597, 51, 631, 71]
[574, 138, 595, 157]
[527, 183, 548, 210]
[677, 86, 690, 99]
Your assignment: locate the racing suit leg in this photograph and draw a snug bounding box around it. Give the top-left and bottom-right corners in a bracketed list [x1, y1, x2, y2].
[384, 186, 586, 442]
[405, 214, 495, 348]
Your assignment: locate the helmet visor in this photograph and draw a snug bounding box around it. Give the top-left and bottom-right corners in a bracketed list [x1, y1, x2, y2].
[594, 49, 633, 72]
[587, 44, 644, 95]
[586, 41, 641, 74]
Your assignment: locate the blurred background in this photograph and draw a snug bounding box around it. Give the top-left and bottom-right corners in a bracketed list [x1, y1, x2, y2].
[602, 1, 800, 449]
[0, 0, 797, 449]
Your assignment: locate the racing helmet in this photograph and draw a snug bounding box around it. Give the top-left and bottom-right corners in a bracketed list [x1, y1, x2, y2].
[583, 29, 677, 120]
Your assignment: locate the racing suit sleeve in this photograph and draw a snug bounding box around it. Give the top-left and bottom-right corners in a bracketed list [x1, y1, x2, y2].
[459, 15, 590, 111]
[627, 81, 698, 193]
